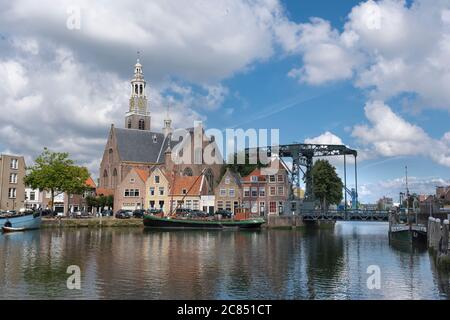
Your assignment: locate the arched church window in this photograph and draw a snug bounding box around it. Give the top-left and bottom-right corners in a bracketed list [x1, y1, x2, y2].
[205, 168, 214, 193]
[128, 119, 132, 129]
[140, 84, 143, 95]
[112, 168, 118, 188]
[139, 119, 145, 130]
[183, 167, 193, 176]
[135, 84, 138, 94]
[103, 170, 108, 188]
[108, 148, 113, 163]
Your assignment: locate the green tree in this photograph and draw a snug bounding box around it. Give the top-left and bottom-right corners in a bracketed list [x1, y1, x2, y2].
[226, 150, 268, 178]
[24, 148, 90, 213]
[311, 159, 343, 210]
[105, 195, 114, 210]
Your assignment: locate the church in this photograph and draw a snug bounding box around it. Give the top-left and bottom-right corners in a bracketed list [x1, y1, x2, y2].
[97, 58, 224, 209]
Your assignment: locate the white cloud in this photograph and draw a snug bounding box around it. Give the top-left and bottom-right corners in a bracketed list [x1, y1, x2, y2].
[282, 0, 450, 111]
[0, 0, 288, 83]
[359, 176, 450, 203]
[352, 100, 450, 167]
[0, 43, 203, 176]
[304, 131, 344, 145]
[0, 0, 298, 177]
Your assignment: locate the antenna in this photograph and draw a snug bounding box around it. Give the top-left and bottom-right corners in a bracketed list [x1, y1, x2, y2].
[405, 165, 409, 197]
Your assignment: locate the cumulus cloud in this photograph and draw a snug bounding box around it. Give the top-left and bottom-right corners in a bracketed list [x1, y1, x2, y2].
[282, 0, 450, 111]
[352, 101, 450, 167]
[0, 0, 288, 83]
[359, 176, 450, 202]
[0, 43, 203, 174]
[0, 0, 298, 176]
[304, 131, 344, 145]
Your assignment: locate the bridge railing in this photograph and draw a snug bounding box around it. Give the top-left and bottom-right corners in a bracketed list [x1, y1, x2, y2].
[299, 209, 390, 221]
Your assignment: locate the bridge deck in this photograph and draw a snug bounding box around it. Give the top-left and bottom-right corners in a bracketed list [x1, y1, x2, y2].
[299, 210, 389, 221]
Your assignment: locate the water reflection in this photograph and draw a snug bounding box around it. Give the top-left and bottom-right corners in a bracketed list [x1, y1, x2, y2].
[0, 222, 448, 300]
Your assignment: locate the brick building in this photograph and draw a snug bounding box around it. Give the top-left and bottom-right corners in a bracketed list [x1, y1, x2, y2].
[215, 168, 242, 214]
[0, 154, 26, 211]
[98, 59, 223, 209]
[114, 167, 149, 211]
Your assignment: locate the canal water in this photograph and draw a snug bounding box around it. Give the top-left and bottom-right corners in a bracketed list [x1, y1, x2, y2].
[0, 222, 448, 300]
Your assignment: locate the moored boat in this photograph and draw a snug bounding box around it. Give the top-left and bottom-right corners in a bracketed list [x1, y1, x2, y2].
[0, 210, 42, 233]
[143, 214, 265, 230]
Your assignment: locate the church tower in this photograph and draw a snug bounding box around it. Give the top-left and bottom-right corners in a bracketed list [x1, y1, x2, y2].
[125, 56, 151, 130]
[163, 105, 172, 137]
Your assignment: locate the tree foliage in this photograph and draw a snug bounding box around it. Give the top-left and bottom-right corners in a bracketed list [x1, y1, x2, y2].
[311, 159, 343, 209]
[226, 150, 268, 178]
[24, 148, 90, 211]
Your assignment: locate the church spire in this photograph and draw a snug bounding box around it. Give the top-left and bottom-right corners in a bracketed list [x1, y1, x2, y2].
[163, 103, 172, 137]
[125, 53, 151, 130]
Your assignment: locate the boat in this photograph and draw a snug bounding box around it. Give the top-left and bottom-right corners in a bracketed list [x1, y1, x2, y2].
[143, 214, 265, 230]
[0, 210, 42, 233]
[389, 223, 427, 244]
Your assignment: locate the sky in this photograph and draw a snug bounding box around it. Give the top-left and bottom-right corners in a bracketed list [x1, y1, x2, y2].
[0, 0, 449, 203]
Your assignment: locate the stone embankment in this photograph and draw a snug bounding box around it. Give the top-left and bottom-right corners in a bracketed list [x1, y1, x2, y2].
[428, 217, 450, 268]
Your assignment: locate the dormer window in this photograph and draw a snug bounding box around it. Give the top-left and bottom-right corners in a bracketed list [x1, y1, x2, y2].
[182, 189, 187, 195]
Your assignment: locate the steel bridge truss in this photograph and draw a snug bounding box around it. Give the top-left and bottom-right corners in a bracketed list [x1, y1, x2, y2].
[246, 143, 358, 211]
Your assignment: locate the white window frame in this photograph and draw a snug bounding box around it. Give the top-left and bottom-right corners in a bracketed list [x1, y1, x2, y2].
[8, 188, 16, 199]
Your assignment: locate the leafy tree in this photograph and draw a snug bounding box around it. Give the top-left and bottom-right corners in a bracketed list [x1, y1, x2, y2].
[226, 150, 268, 178]
[311, 159, 343, 210]
[85, 195, 98, 209]
[105, 195, 114, 210]
[24, 148, 90, 213]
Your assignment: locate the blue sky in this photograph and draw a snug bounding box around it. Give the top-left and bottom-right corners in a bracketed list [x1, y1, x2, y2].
[0, 0, 449, 202]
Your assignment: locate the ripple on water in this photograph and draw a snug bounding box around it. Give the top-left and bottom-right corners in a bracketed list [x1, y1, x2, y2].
[0, 224, 448, 300]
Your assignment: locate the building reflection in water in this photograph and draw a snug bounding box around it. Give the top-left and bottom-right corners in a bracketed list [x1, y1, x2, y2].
[0, 223, 448, 300]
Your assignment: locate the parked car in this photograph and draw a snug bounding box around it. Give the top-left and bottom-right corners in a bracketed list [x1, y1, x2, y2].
[148, 208, 163, 216]
[132, 209, 146, 218]
[175, 208, 192, 217]
[215, 209, 233, 219]
[115, 210, 132, 219]
[189, 210, 209, 218]
[40, 209, 52, 217]
[77, 211, 92, 218]
[101, 209, 113, 217]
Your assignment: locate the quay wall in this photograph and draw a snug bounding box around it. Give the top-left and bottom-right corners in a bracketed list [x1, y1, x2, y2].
[428, 217, 450, 268]
[42, 217, 143, 228]
[265, 215, 305, 229]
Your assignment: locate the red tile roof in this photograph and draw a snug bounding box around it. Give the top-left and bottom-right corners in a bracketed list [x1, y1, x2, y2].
[134, 168, 150, 182]
[242, 168, 266, 182]
[96, 188, 114, 196]
[170, 175, 204, 196]
[85, 177, 97, 189]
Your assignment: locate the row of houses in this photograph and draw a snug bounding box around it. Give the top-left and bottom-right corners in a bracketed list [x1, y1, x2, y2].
[24, 177, 97, 214]
[113, 161, 291, 216]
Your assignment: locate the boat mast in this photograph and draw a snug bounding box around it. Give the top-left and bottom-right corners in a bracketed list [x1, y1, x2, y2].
[405, 165, 411, 226]
[170, 168, 206, 217]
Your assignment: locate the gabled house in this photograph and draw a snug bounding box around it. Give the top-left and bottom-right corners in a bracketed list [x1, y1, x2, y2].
[145, 167, 171, 214]
[215, 168, 242, 213]
[168, 175, 209, 214]
[114, 167, 149, 211]
[242, 160, 291, 216]
[65, 177, 97, 214]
